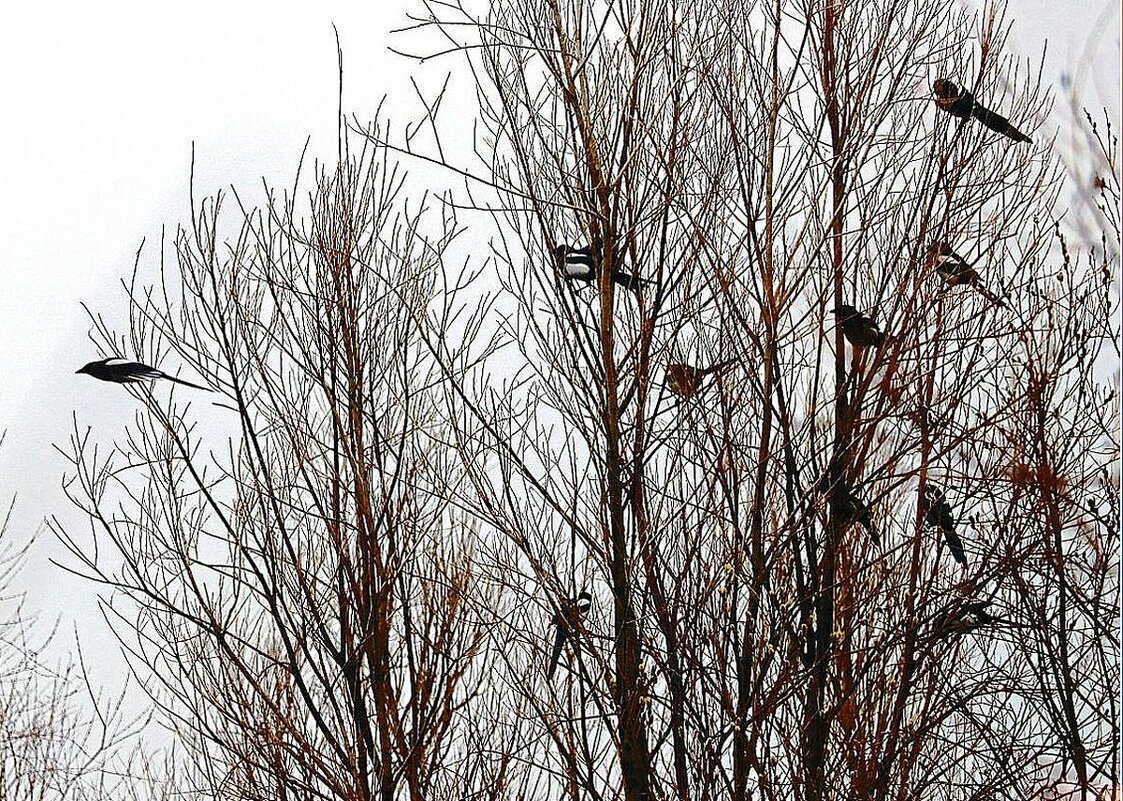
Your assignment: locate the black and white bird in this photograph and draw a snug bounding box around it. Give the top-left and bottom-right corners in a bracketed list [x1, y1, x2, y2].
[76, 357, 209, 390]
[920, 484, 966, 566]
[815, 473, 879, 546]
[830, 305, 893, 348]
[932, 600, 1015, 638]
[932, 79, 1031, 144]
[838, 486, 879, 546]
[926, 242, 1005, 306]
[554, 239, 651, 293]
[547, 591, 592, 681]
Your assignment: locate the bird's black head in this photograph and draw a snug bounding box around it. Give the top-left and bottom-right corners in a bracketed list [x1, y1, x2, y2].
[932, 79, 959, 98]
[75, 359, 105, 375]
[576, 591, 592, 612]
[831, 304, 858, 317]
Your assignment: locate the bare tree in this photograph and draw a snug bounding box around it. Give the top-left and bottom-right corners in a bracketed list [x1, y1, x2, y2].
[0, 453, 156, 799]
[50, 0, 1117, 799]
[53, 134, 501, 800]
[383, 0, 1118, 799]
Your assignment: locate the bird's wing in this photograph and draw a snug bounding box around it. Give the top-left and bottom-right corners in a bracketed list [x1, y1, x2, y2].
[936, 93, 974, 118]
[971, 104, 1031, 143]
[122, 363, 165, 381]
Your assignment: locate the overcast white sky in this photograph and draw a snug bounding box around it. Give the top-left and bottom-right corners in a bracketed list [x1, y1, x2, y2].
[0, 0, 1118, 703]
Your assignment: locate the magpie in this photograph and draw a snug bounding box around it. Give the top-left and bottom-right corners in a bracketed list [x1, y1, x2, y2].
[932, 600, 1015, 638]
[815, 473, 879, 545]
[932, 79, 1031, 144]
[830, 305, 892, 348]
[547, 591, 592, 681]
[76, 357, 209, 390]
[926, 242, 1006, 306]
[920, 485, 966, 566]
[554, 240, 652, 293]
[838, 487, 879, 546]
[665, 358, 737, 398]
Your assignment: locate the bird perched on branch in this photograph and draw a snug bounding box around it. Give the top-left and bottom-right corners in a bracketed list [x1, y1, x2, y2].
[665, 359, 737, 398]
[554, 239, 652, 293]
[815, 473, 879, 546]
[76, 357, 209, 390]
[932, 79, 1031, 144]
[926, 242, 1006, 306]
[932, 600, 1015, 638]
[830, 305, 893, 348]
[547, 591, 592, 681]
[920, 485, 966, 566]
[838, 487, 879, 546]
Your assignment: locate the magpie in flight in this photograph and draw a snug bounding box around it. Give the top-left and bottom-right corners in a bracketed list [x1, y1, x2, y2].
[920, 485, 966, 566]
[926, 242, 1006, 306]
[554, 239, 652, 293]
[547, 591, 592, 681]
[665, 358, 737, 398]
[76, 357, 209, 390]
[932, 79, 1031, 144]
[830, 305, 893, 348]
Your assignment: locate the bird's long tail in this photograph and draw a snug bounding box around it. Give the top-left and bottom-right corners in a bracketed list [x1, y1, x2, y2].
[972, 104, 1031, 143]
[699, 358, 738, 378]
[943, 527, 967, 566]
[162, 373, 210, 391]
[973, 282, 1008, 308]
[612, 271, 654, 293]
[858, 511, 880, 547]
[546, 626, 566, 681]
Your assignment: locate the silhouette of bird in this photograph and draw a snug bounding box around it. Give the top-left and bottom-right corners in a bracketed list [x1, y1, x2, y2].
[932, 600, 1014, 638]
[76, 357, 209, 390]
[815, 473, 879, 545]
[554, 240, 652, 293]
[926, 242, 1006, 306]
[547, 591, 592, 681]
[665, 358, 737, 398]
[838, 487, 879, 546]
[830, 305, 892, 348]
[932, 79, 1031, 144]
[920, 485, 966, 565]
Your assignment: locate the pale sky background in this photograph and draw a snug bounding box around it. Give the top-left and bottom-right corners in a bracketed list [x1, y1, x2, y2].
[0, 0, 1118, 725]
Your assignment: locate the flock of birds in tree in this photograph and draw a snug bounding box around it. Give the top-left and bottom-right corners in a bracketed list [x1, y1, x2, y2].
[75, 79, 1030, 682]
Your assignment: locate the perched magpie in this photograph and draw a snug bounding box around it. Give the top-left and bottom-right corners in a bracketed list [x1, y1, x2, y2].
[554, 240, 652, 293]
[932, 600, 1013, 638]
[926, 242, 1006, 306]
[76, 357, 209, 390]
[830, 305, 892, 348]
[547, 591, 592, 681]
[665, 358, 736, 398]
[920, 485, 966, 566]
[932, 79, 1031, 144]
[838, 487, 879, 546]
[815, 473, 879, 545]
